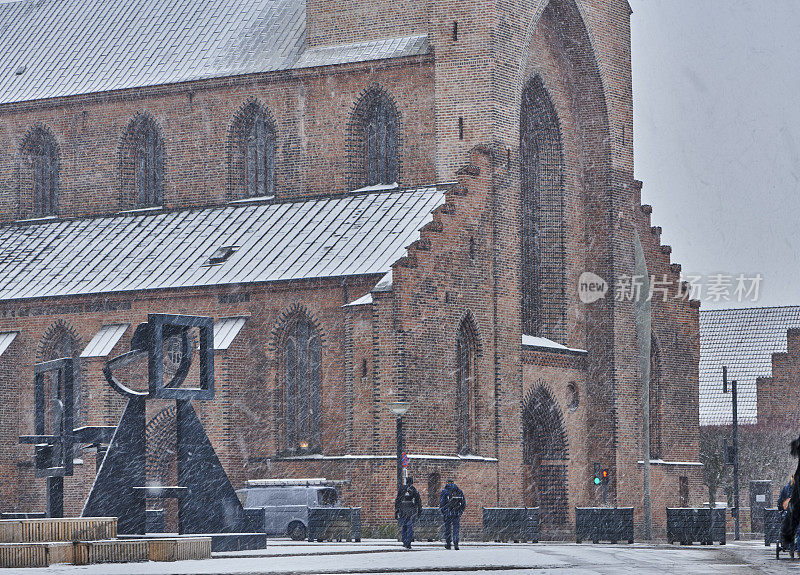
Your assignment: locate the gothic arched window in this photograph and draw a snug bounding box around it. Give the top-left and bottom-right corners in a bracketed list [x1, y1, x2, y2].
[121, 113, 163, 208]
[351, 89, 399, 187]
[229, 101, 276, 199]
[283, 314, 321, 453]
[456, 317, 478, 454]
[134, 117, 163, 206]
[521, 76, 566, 341]
[22, 126, 59, 216]
[39, 322, 82, 429]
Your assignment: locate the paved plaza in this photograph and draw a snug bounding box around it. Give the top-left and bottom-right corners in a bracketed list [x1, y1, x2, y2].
[4, 538, 797, 575]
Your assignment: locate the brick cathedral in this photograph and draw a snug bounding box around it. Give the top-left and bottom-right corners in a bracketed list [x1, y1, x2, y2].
[0, 0, 702, 535]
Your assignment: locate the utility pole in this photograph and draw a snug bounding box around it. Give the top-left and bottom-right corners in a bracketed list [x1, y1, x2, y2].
[723, 366, 740, 541]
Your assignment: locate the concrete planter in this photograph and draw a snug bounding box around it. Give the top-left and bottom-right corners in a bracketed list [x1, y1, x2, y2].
[666, 508, 726, 545]
[482, 508, 539, 543]
[307, 507, 361, 542]
[575, 507, 634, 544]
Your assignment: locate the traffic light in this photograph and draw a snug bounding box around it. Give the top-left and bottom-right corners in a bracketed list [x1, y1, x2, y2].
[593, 463, 601, 485]
[601, 469, 609, 485]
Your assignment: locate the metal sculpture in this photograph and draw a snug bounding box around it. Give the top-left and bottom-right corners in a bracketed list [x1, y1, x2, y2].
[81, 313, 254, 535]
[19, 358, 115, 517]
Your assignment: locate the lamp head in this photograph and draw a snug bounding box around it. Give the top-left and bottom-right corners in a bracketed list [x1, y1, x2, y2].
[388, 401, 410, 417]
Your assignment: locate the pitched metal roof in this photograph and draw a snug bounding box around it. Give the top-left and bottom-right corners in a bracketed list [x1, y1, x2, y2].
[0, 331, 18, 357]
[0, 186, 445, 301]
[0, 0, 430, 105]
[214, 317, 247, 350]
[81, 324, 129, 357]
[699, 306, 800, 426]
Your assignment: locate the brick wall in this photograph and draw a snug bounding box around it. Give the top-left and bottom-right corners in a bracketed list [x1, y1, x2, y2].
[0, 59, 436, 221]
[0, 0, 702, 536]
[757, 329, 800, 427]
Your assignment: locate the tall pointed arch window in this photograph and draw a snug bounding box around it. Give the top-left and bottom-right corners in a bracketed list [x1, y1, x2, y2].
[121, 113, 163, 208]
[351, 88, 399, 187]
[39, 322, 82, 430]
[521, 76, 566, 342]
[456, 317, 479, 454]
[134, 117, 163, 206]
[244, 108, 275, 197]
[229, 101, 276, 199]
[283, 314, 322, 453]
[22, 126, 59, 216]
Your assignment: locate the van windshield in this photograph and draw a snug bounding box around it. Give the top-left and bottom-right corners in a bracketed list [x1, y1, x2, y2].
[318, 488, 338, 506]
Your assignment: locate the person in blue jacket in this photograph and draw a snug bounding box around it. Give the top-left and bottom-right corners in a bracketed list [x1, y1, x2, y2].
[439, 478, 466, 549]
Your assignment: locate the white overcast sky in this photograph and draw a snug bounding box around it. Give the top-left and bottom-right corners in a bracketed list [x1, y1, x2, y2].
[630, 0, 800, 309]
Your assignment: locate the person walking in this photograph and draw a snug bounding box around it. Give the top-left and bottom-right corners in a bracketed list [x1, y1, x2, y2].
[439, 478, 466, 550]
[395, 476, 423, 549]
[779, 475, 800, 553]
[781, 436, 800, 554]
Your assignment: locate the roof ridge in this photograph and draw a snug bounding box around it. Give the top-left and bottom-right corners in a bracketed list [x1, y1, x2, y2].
[0, 184, 449, 229]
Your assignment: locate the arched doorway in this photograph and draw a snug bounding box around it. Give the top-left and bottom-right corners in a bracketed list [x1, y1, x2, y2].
[522, 384, 568, 529]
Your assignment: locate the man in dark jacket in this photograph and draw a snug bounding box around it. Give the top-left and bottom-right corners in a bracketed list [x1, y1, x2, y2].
[395, 477, 423, 549]
[439, 478, 466, 549]
[781, 436, 800, 553]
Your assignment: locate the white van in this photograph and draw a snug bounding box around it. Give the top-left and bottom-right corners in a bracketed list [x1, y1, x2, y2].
[236, 478, 340, 540]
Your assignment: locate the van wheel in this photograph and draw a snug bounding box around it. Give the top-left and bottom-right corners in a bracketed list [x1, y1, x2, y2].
[289, 522, 307, 541]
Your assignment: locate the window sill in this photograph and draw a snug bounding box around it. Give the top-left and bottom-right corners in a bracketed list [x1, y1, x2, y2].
[15, 215, 58, 224]
[228, 195, 275, 205]
[117, 206, 164, 215]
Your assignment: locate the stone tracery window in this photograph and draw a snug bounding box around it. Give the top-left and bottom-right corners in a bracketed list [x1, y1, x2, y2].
[456, 316, 478, 454]
[282, 313, 322, 453]
[22, 126, 59, 216]
[521, 76, 566, 342]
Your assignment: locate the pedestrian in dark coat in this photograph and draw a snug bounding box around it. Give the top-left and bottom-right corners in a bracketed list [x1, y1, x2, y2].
[395, 477, 423, 549]
[779, 476, 800, 552]
[782, 437, 800, 552]
[439, 478, 466, 549]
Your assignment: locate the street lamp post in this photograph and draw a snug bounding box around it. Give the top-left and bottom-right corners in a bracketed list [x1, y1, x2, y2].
[389, 401, 410, 492]
[722, 366, 740, 541]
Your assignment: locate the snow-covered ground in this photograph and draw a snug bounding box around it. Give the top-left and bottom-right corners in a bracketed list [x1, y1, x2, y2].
[5, 538, 787, 575]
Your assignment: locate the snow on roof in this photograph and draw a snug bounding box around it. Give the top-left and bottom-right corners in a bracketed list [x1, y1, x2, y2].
[521, 334, 587, 354]
[0, 186, 446, 301]
[0, 0, 430, 105]
[699, 306, 800, 426]
[372, 271, 393, 293]
[294, 36, 428, 69]
[343, 293, 373, 307]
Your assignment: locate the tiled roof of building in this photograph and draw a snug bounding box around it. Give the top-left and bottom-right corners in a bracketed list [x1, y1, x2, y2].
[0, 0, 430, 105]
[699, 306, 800, 426]
[0, 186, 446, 300]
